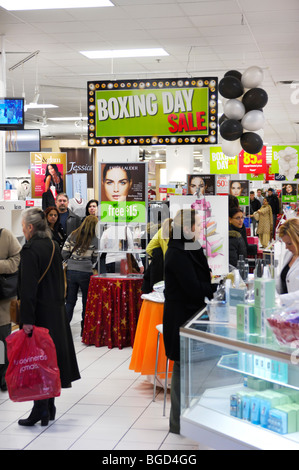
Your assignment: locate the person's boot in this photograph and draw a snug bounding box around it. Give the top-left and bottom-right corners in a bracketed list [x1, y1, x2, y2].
[18, 400, 49, 426]
[48, 397, 56, 421]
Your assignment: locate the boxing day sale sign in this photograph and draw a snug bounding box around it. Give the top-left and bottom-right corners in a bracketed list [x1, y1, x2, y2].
[87, 78, 218, 146]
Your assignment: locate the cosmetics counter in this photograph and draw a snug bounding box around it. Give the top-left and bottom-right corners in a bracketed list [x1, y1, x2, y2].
[179, 304, 299, 450]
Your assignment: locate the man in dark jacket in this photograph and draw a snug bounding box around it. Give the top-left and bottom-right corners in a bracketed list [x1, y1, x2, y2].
[55, 193, 82, 237]
[249, 191, 261, 235]
[267, 188, 280, 238]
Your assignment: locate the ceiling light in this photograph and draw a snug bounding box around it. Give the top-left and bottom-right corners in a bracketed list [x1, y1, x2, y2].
[80, 48, 169, 59]
[25, 103, 58, 110]
[0, 0, 114, 10]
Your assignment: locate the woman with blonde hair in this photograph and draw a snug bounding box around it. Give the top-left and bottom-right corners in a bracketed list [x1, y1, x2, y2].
[163, 208, 215, 434]
[276, 218, 299, 306]
[62, 215, 99, 333]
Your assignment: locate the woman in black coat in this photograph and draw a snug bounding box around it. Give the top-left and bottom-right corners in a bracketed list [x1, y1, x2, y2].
[228, 206, 247, 267]
[163, 208, 214, 434]
[18, 208, 80, 427]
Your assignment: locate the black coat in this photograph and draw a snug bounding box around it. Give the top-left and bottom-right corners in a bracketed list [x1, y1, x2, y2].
[229, 225, 247, 268]
[19, 235, 80, 388]
[163, 238, 214, 361]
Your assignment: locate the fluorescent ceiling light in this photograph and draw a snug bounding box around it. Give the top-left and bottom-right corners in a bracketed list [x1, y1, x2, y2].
[80, 48, 169, 59]
[0, 0, 114, 10]
[48, 117, 87, 121]
[25, 103, 58, 110]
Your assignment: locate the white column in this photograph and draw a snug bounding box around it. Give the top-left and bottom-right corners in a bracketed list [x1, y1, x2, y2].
[202, 147, 211, 173]
[166, 145, 194, 183]
[0, 35, 6, 199]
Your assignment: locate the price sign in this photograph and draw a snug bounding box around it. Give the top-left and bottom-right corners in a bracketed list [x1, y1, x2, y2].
[239, 147, 267, 174]
[216, 175, 230, 195]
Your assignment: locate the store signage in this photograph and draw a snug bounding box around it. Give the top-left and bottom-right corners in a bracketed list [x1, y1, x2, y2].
[229, 179, 249, 206]
[30, 152, 67, 199]
[239, 147, 267, 174]
[99, 162, 147, 223]
[210, 146, 238, 174]
[87, 78, 218, 146]
[282, 183, 297, 203]
[272, 145, 299, 181]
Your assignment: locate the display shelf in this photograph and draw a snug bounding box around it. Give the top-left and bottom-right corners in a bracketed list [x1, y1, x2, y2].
[179, 311, 299, 450]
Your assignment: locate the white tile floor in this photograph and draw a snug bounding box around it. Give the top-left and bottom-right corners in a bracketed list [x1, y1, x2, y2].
[0, 301, 209, 451]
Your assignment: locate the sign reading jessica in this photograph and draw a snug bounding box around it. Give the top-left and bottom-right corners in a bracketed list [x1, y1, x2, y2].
[100, 162, 147, 223]
[88, 78, 218, 147]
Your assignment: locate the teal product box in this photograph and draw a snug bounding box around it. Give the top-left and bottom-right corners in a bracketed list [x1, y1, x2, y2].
[254, 306, 275, 338]
[260, 399, 271, 428]
[268, 409, 288, 434]
[250, 397, 261, 425]
[229, 288, 246, 307]
[254, 278, 276, 309]
[242, 396, 251, 421]
[237, 304, 255, 334]
[276, 405, 297, 433]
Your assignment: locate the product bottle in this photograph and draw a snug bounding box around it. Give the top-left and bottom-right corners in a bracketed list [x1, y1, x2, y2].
[237, 255, 245, 280]
[254, 259, 263, 278]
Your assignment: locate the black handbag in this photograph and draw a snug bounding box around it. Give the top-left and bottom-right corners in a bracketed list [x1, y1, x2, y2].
[0, 229, 18, 300]
[0, 271, 18, 300]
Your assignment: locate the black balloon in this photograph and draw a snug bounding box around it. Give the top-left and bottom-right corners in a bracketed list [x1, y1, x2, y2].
[242, 88, 268, 111]
[219, 113, 229, 126]
[241, 132, 263, 154]
[224, 69, 242, 81]
[219, 76, 244, 99]
[220, 119, 243, 141]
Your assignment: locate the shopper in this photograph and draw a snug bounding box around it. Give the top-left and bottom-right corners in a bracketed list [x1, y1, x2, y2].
[249, 191, 261, 236]
[0, 228, 21, 392]
[256, 189, 264, 206]
[267, 188, 280, 238]
[163, 208, 215, 434]
[62, 215, 99, 333]
[228, 207, 248, 267]
[85, 199, 98, 218]
[256, 197, 273, 248]
[44, 206, 66, 250]
[276, 218, 299, 306]
[18, 208, 80, 427]
[55, 192, 81, 237]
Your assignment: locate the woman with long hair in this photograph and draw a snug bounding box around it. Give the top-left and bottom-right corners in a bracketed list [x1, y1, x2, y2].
[277, 218, 299, 306]
[162, 208, 215, 434]
[62, 215, 99, 334]
[44, 206, 66, 250]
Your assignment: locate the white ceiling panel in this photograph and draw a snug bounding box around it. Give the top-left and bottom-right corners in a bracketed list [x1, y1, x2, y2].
[0, 1, 298, 145]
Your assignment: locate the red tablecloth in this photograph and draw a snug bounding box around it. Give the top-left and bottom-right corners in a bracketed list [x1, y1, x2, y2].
[82, 275, 143, 349]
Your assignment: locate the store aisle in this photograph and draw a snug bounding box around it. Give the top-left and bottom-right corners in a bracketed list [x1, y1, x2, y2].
[0, 302, 208, 451]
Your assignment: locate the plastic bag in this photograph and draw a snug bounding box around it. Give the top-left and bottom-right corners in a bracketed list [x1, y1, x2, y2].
[5, 326, 61, 402]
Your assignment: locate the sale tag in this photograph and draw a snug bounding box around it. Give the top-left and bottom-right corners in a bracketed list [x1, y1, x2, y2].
[239, 147, 267, 174]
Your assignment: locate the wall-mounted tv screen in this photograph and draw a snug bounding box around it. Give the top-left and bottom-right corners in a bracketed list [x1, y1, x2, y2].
[0, 98, 25, 130]
[5, 129, 41, 152]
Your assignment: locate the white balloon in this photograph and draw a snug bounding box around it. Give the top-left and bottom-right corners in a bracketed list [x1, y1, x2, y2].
[221, 138, 242, 157]
[241, 66, 264, 88]
[224, 99, 246, 120]
[241, 110, 265, 131]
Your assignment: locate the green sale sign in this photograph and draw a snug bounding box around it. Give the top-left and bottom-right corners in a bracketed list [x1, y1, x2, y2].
[87, 78, 218, 147]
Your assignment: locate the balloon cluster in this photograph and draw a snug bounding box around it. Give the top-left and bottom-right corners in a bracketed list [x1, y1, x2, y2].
[218, 66, 268, 157]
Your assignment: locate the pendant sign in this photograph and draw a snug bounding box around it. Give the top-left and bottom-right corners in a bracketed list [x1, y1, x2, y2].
[87, 78, 218, 146]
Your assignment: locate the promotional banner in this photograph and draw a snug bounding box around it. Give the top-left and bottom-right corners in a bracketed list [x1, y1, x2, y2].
[187, 174, 215, 195]
[272, 145, 299, 181]
[210, 146, 238, 174]
[88, 78, 218, 147]
[169, 195, 229, 276]
[282, 183, 297, 203]
[99, 162, 147, 223]
[216, 175, 230, 195]
[30, 152, 67, 198]
[239, 146, 267, 174]
[229, 179, 249, 206]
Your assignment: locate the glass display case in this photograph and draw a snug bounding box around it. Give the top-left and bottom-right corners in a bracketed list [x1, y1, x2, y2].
[180, 310, 299, 450]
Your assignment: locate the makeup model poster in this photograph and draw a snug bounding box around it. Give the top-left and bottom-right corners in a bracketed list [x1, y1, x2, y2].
[187, 174, 215, 196]
[99, 162, 147, 224]
[30, 152, 67, 198]
[169, 195, 229, 276]
[229, 179, 249, 206]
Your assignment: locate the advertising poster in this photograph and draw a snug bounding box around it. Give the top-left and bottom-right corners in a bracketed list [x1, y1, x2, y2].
[187, 174, 215, 195]
[87, 78, 218, 147]
[210, 146, 238, 174]
[169, 195, 229, 276]
[239, 147, 267, 174]
[216, 175, 230, 195]
[229, 180, 249, 206]
[30, 152, 67, 198]
[282, 183, 297, 203]
[272, 145, 299, 181]
[99, 162, 147, 224]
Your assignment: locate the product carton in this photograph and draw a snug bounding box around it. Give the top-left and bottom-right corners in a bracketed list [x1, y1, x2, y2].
[237, 304, 255, 334]
[254, 278, 276, 309]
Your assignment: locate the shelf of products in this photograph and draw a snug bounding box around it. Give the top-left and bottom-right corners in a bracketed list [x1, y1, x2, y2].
[180, 312, 299, 450]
